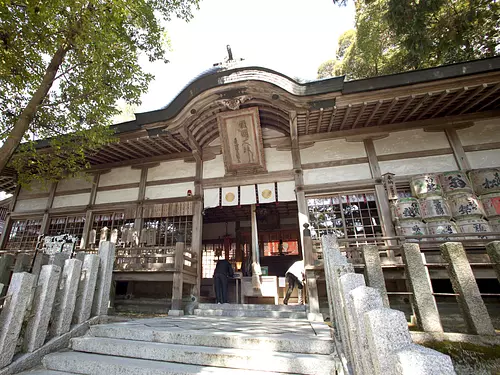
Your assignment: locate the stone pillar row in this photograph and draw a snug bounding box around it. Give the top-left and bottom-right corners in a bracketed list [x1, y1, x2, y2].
[0, 241, 115, 369]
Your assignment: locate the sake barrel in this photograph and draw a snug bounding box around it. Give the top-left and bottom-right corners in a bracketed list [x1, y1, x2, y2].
[394, 197, 421, 221]
[426, 219, 459, 241]
[440, 171, 473, 195]
[397, 220, 428, 242]
[419, 197, 452, 220]
[455, 218, 491, 240]
[489, 218, 500, 233]
[480, 193, 500, 218]
[469, 168, 500, 196]
[448, 193, 485, 219]
[410, 174, 442, 198]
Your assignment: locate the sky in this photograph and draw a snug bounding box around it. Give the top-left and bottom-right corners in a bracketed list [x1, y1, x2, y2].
[133, 0, 356, 115]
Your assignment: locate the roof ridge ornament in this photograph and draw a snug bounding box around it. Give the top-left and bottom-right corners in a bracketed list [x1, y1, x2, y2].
[213, 45, 245, 69]
[216, 95, 253, 111]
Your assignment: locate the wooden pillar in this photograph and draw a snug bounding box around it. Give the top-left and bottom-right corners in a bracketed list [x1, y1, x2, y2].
[135, 167, 148, 230]
[170, 240, 185, 315]
[41, 182, 58, 235]
[0, 186, 20, 249]
[80, 173, 100, 249]
[444, 127, 471, 170]
[192, 155, 203, 297]
[251, 204, 260, 265]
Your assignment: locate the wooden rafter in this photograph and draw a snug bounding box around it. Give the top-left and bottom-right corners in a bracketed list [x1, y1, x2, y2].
[127, 140, 154, 157]
[316, 109, 324, 133]
[105, 143, 135, 160]
[136, 138, 162, 156]
[477, 93, 500, 112]
[364, 100, 383, 127]
[94, 149, 122, 163]
[377, 98, 398, 125]
[451, 84, 488, 115]
[390, 95, 415, 123]
[352, 102, 367, 129]
[327, 106, 337, 132]
[155, 137, 176, 153]
[339, 104, 352, 130]
[166, 133, 190, 152]
[109, 142, 142, 159]
[459, 83, 499, 114]
[432, 88, 468, 118]
[403, 93, 431, 122]
[148, 137, 172, 154]
[416, 90, 449, 120]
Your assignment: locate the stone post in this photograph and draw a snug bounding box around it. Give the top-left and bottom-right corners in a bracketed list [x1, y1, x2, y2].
[13, 253, 31, 272]
[50, 259, 82, 336]
[395, 344, 456, 374]
[72, 254, 100, 324]
[0, 272, 36, 368]
[0, 254, 14, 294]
[401, 243, 443, 332]
[362, 244, 389, 307]
[49, 252, 70, 269]
[350, 286, 384, 375]
[169, 238, 185, 316]
[486, 241, 500, 282]
[338, 273, 366, 375]
[31, 252, 49, 281]
[92, 241, 115, 316]
[440, 242, 496, 335]
[303, 224, 321, 321]
[23, 265, 61, 352]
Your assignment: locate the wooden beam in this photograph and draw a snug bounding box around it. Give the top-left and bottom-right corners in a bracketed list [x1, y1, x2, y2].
[315, 109, 324, 133]
[416, 90, 449, 120]
[339, 104, 352, 130]
[136, 138, 162, 156]
[127, 140, 154, 157]
[106, 143, 137, 160]
[166, 132, 190, 152]
[432, 87, 468, 118]
[305, 111, 311, 135]
[459, 83, 498, 114]
[403, 93, 431, 122]
[150, 136, 174, 154]
[327, 106, 337, 132]
[352, 102, 367, 129]
[445, 127, 471, 170]
[87, 151, 192, 171]
[377, 98, 398, 125]
[364, 100, 383, 127]
[363, 139, 381, 179]
[478, 92, 500, 112]
[390, 95, 415, 124]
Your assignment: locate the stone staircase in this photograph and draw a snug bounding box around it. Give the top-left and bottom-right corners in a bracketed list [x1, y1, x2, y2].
[18, 313, 340, 375]
[194, 303, 308, 319]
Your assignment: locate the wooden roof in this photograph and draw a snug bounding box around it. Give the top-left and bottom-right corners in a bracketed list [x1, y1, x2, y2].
[2, 57, 500, 193]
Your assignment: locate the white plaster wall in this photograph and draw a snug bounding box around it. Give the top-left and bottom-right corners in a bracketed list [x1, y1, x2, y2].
[374, 129, 450, 155]
[202, 222, 236, 240]
[52, 193, 90, 208]
[300, 139, 366, 164]
[145, 182, 195, 200]
[18, 181, 49, 198]
[203, 155, 225, 179]
[457, 120, 500, 146]
[98, 167, 141, 187]
[147, 160, 195, 182]
[15, 198, 48, 212]
[56, 174, 92, 192]
[95, 188, 139, 204]
[303, 163, 372, 185]
[379, 155, 458, 176]
[466, 150, 500, 169]
[264, 148, 293, 172]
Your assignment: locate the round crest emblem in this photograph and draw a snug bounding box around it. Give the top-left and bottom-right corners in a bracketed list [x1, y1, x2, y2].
[262, 189, 273, 199]
[225, 192, 235, 202]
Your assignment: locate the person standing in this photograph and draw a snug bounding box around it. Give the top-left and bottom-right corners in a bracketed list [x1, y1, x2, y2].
[213, 258, 234, 304]
[283, 260, 305, 305]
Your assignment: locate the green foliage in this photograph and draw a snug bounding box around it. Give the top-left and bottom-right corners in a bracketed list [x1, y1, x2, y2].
[319, 0, 499, 80]
[0, 0, 199, 187]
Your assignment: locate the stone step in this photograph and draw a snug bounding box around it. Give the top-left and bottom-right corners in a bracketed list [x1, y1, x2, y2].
[42, 352, 295, 375]
[193, 308, 307, 319]
[89, 320, 334, 354]
[17, 371, 73, 375]
[70, 337, 337, 375]
[197, 303, 306, 311]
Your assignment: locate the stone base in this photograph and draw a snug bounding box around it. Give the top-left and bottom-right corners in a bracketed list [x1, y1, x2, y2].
[307, 312, 324, 322]
[168, 310, 184, 317]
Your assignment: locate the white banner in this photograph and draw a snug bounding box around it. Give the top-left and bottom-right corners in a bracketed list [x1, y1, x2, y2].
[222, 187, 238, 206]
[258, 183, 276, 204]
[240, 185, 256, 205]
[203, 188, 220, 208]
[277, 181, 296, 202]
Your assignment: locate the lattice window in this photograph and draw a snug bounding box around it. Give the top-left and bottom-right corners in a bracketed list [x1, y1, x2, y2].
[201, 241, 237, 278]
[307, 192, 382, 241]
[142, 216, 192, 247]
[48, 215, 86, 237]
[6, 218, 43, 250]
[91, 212, 134, 245]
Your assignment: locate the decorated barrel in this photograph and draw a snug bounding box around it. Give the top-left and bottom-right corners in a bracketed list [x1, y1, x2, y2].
[394, 197, 421, 221]
[447, 193, 485, 219]
[419, 197, 452, 220]
[426, 219, 459, 241]
[480, 193, 500, 218]
[440, 171, 473, 195]
[469, 168, 500, 196]
[410, 174, 442, 198]
[455, 218, 491, 240]
[488, 218, 500, 233]
[397, 220, 428, 242]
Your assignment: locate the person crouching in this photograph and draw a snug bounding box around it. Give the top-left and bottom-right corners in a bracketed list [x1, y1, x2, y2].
[283, 260, 305, 305]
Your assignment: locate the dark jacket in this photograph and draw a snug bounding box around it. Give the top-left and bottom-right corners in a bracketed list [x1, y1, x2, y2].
[214, 259, 234, 278]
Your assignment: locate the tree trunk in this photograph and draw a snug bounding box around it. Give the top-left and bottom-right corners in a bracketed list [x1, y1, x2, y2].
[0, 45, 69, 175]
